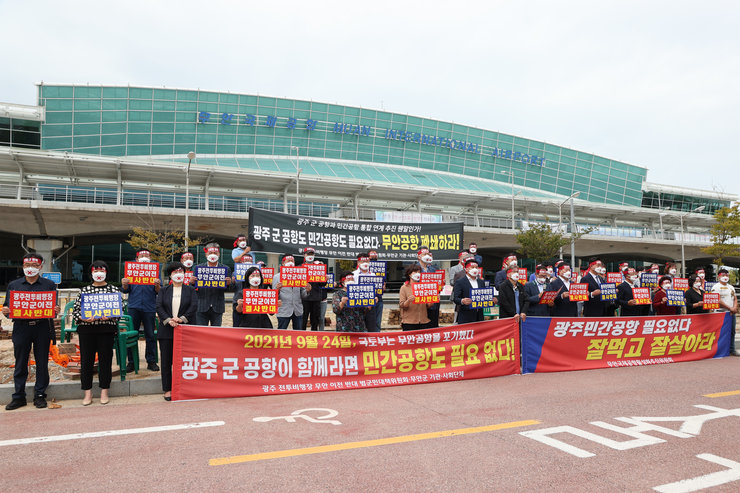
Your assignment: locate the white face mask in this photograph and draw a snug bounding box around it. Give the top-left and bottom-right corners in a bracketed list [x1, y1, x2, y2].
[698, 273, 705, 279]
[24, 266, 40, 277]
[207, 254, 219, 263]
[651, 269, 659, 274]
[249, 276, 262, 287]
[661, 282, 671, 290]
[561, 271, 571, 279]
[629, 275, 638, 283]
[547, 268, 553, 275]
[410, 272, 421, 282]
[469, 247, 477, 253]
[283, 262, 294, 267]
[719, 276, 729, 283]
[182, 259, 193, 268]
[92, 271, 107, 282]
[536, 277, 546, 284]
[669, 268, 677, 275]
[596, 267, 606, 275]
[509, 260, 518, 267]
[421, 255, 433, 264]
[138, 257, 150, 263]
[171, 273, 185, 283]
[467, 268, 479, 278]
[359, 262, 370, 271]
[694, 282, 703, 289]
[238, 241, 247, 249]
[510, 273, 520, 281]
[305, 256, 315, 262]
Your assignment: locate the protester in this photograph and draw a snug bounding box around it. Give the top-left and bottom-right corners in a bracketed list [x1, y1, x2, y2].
[2, 253, 60, 410]
[524, 264, 553, 316]
[181, 252, 194, 271]
[368, 249, 386, 331]
[684, 274, 708, 314]
[351, 252, 379, 332]
[332, 272, 367, 332]
[398, 264, 432, 331]
[301, 247, 327, 331]
[665, 262, 678, 278]
[653, 275, 679, 316]
[190, 243, 232, 326]
[712, 268, 738, 356]
[549, 263, 578, 317]
[617, 267, 649, 317]
[72, 260, 120, 406]
[452, 258, 486, 324]
[231, 251, 253, 328]
[414, 246, 442, 328]
[467, 242, 483, 267]
[272, 254, 309, 330]
[495, 254, 518, 289]
[694, 267, 707, 288]
[450, 253, 476, 323]
[121, 249, 161, 372]
[581, 258, 607, 317]
[233, 266, 274, 329]
[231, 233, 253, 264]
[156, 262, 198, 401]
[497, 266, 528, 321]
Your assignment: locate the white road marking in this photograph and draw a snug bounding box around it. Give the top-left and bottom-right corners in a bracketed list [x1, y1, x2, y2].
[653, 454, 740, 492]
[253, 408, 341, 425]
[0, 421, 225, 447]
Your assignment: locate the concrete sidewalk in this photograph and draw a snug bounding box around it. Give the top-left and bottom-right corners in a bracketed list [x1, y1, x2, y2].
[0, 375, 163, 403]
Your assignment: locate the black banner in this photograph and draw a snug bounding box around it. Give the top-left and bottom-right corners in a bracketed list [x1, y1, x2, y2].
[248, 208, 463, 260]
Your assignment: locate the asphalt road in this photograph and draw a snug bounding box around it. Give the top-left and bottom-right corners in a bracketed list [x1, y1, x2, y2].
[1, 356, 738, 492]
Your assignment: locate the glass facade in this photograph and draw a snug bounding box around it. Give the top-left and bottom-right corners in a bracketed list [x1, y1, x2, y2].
[38, 84, 649, 207]
[0, 117, 41, 149]
[641, 190, 730, 215]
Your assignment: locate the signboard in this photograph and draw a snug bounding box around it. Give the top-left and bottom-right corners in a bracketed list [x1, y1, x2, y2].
[369, 261, 387, 277]
[517, 268, 528, 285]
[569, 283, 589, 302]
[9, 291, 56, 319]
[171, 319, 520, 400]
[261, 267, 275, 285]
[124, 261, 160, 285]
[420, 270, 445, 289]
[194, 266, 227, 289]
[640, 272, 658, 289]
[600, 283, 617, 301]
[359, 274, 384, 296]
[703, 293, 720, 310]
[666, 289, 685, 307]
[672, 278, 689, 291]
[242, 289, 278, 314]
[470, 287, 495, 309]
[80, 292, 123, 319]
[248, 207, 463, 260]
[323, 272, 336, 289]
[347, 284, 376, 307]
[539, 290, 560, 305]
[279, 266, 307, 288]
[703, 281, 717, 292]
[305, 263, 327, 283]
[412, 282, 441, 304]
[42, 272, 62, 284]
[606, 272, 623, 284]
[234, 263, 260, 282]
[632, 287, 651, 305]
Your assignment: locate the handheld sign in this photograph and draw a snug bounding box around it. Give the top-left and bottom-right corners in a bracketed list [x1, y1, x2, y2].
[261, 267, 275, 285]
[421, 270, 445, 292]
[606, 272, 623, 284]
[125, 261, 160, 285]
[323, 272, 336, 289]
[470, 287, 495, 309]
[305, 263, 327, 283]
[570, 271, 579, 282]
[80, 292, 123, 319]
[539, 290, 560, 305]
[412, 282, 440, 304]
[9, 291, 56, 319]
[600, 283, 617, 301]
[242, 289, 278, 314]
[42, 272, 62, 284]
[632, 287, 651, 305]
[347, 284, 376, 307]
[666, 289, 685, 307]
[672, 277, 689, 291]
[369, 261, 387, 277]
[279, 266, 307, 288]
[703, 292, 720, 310]
[194, 266, 227, 288]
[359, 274, 384, 296]
[568, 283, 589, 302]
[517, 268, 528, 285]
[234, 263, 260, 282]
[640, 272, 658, 289]
[703, 281, 717, 292]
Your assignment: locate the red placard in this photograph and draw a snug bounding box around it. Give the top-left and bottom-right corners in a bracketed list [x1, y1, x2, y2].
[242, 289, 278, 314]
[172, 319, 520, 400]
[125, 261, 160, 285]
[517, 268, 528, 284]
[412, 282, 440, 304]
[539, 290, 560, 305]
[9, 291, 56, 319]
[305, 263, 327, 283]
[171, 271, 195, 285]
[261, 267, 274, 285]
[606, 272, 623, 284]
[672, 278, 689, 291]
[568, 283, 589, 302]
[279, 266, 307, 287]
[632, 287, 651, 305]
[703, 292, 720, 310]
[570, 271, 579, 282]
[420, 270, 445, 290]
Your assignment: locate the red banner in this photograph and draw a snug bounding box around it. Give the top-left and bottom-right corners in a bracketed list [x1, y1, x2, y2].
[125, 261, 160, 285]
[539, 290, 559, 305]
[172, 320, 520, 400]
[413, 282, 440, 303]
[521, 313, 732, 373]
[9, 291, 57, 318]
[243, 289, 278, 314]
[279, 266, 306, 287]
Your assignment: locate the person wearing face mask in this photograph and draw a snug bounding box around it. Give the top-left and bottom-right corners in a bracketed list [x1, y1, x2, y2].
[121, 249, 162, 372]
[684, 274, 708, 315]
[273, 254, 309, 330]
[580, 258, 607, 317]
[332, 272, 367, 332]
[652, 275, 679, 316]
[497, 266, 529, 321]
[181, 252, 195, 274]
[694, 268, 707, 289]
[525, 264, 553, 316]
[353, 253, 379, 332]
[231, 233, 253, 264]
[399, 264, 432, 330]
[549, 263, 579, 317]
[711, 268, 738, 356]
[301, 247, 327, 331]
[452, 258, 487, 324]
[2, 253, 60, 411]
[450, 253, 476, 323]
[156, 262, 198, 401]
[665, 262, 678, 278]
[72, 260, 121, 406]
[414, 246, 443, 328]
[495, 254, 518, 290]
[467, 242, 483, 267]
[190, 243, 232, 327]
[233, 266, 274, 329]
[617, 268, 650, 317]
[367, 249, 386, 331]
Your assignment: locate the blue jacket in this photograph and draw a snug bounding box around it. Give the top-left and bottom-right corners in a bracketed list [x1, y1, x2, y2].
[524, 280, 551, 316]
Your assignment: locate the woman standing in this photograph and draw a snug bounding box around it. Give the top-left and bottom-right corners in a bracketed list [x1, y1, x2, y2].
[72, 260, 120, 406]
[156, 262, 198, 401]
[332, 272, 367, 332]
[653, 275, 679, 316]
[684, 274, 708, 314]
[234, 266, 275, 328]
[398, 264, 431, 331]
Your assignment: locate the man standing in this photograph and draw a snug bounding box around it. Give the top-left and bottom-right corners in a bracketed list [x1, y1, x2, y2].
[368, 249, 386, 331]
[524, 264, 553, 317]
[498, 266, 529, 321]
[273, 255, 309, 330]
[467, 242, 483, 267]
[231, 233, 253, 264]
[495, 254, 518, 289]
[712, 268, 738, 356]
[452, 258, 485, 324]
[617, 268, 649, 317]
[414, 246, 442, 328]
[121, 249, 161, 372]
[301, 247, 327, 331]
[191, 243, 232, 326]
[353, 253, 379, 332]
[2, 253, 60, 410]
[549, 263, 578, 317]
[581, 258, 607, 317]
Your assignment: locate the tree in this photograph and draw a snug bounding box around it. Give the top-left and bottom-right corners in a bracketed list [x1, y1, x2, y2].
[515, 222, 593, 264]
[702, 204, 740, 265]
[127, 227, 203, 263]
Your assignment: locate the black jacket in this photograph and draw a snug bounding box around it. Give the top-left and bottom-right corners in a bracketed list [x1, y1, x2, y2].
[581, 272, 606, 317]
[497, 280, 529, 318]
[616, 282, 650, 317]
[549, 277, 578, 317]
[452, 276, 485, 324]
[156, 284, 198, 339]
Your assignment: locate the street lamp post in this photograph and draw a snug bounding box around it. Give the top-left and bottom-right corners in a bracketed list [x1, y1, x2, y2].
[291, 146, 301, 214]
[185, 151, 195, 249]
[679, 205, 705, 277]
[558, 192, 580, 262]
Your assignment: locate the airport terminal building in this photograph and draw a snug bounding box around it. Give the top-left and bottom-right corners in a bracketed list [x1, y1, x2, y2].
[0, 83, 736, 286]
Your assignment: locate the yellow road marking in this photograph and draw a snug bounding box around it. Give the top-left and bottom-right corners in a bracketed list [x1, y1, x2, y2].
[703, 390, 740, 398]
[210, 419, 540, 466]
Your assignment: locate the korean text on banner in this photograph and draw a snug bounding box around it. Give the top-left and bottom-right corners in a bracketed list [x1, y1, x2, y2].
[80, 292, 123, 319]
[632, 287, 651, 305]
[413, 282, 440, 304]
[359, 274, 384, 296]
[673, 278, 689, 291]
[194, 266, 227, 289]
[125, 261, 160, 285]
[666, 289, 685, 307]
[242, 289, 278, 314]
[521, 312, 732, 373]
[305, 263, 327, 283]
[261, 267, 274, 285]
[280, 266, 307, 288]
[234, 263, 260, 282]
[9, 291, 57, 319]
[600, 283, 617, 301]
[569, 283, 588, 302]
[171, 319, 520, 400]
[539, 291, 560, 305]
[517, 268, 527, 285]
[348, 284, 376, 307]
[703, 293, 720, 310]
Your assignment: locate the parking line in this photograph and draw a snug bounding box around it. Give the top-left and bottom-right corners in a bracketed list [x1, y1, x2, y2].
[703, 390, 740, 398]
[0, 421, 225, 447]
[209, 419, 540, 466]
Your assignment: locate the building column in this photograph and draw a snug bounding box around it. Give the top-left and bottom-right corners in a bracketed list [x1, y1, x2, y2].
[26, 238, 63, 272]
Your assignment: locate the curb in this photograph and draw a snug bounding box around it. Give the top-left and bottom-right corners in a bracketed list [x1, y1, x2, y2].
[0, 376, 163, 402]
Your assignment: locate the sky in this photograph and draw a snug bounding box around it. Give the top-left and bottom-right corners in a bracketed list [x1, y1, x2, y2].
[2, 0, 738, 196]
